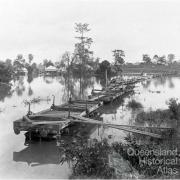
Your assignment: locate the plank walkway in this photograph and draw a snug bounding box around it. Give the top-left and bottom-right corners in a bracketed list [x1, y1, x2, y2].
[70, 115, 164, 139]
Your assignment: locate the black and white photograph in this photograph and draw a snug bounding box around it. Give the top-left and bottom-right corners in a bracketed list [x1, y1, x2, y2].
[0, 0, 180, 179]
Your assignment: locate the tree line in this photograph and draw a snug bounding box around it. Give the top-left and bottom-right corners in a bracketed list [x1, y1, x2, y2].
[2, 22, 179, 84]
[0, 23, 126, 83]
[142, 54, 176, 65]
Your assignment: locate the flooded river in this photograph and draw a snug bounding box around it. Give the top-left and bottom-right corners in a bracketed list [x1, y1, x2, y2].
[0, 75, 179, 178]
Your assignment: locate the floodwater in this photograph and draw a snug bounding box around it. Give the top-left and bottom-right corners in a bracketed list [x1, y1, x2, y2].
[0, 75, 179, 178]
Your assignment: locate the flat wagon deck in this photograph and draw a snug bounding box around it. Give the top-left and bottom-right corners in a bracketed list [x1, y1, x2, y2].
[13, 100, 102, 139]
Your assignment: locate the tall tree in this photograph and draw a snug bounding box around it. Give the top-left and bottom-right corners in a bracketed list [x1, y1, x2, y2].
[73, 23, 93, 70]
[157, 55, 166, 65]
[13, 54, 25, 71]
[112, 49, 125, 75]
[43, 59, 48, 67]
[98, 60, 111, 74]
[43, 59, 54, 67]
[5, 59, 12, 67]
[113, 50, 125, 65]
[60, 51, 71, 71]
[142, 54, 151, 64]
[28, 54, 33, 64]
[16, 54, 25, 64]
[167, 54, 175, 64]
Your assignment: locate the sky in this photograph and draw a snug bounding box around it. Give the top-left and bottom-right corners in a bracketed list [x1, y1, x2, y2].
[0, 0, 180, 63]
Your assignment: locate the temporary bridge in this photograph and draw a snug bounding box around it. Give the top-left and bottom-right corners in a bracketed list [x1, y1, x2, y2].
[13, 78, 173, 139]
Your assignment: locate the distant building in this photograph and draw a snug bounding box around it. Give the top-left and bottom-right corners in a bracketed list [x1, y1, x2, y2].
[45, 66, 57, 75]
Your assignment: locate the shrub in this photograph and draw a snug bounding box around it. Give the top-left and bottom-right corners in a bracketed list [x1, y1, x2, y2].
[127, 99, 143, 110]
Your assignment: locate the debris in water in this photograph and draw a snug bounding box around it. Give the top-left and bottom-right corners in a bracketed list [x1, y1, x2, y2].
[23, 96, 51, 105]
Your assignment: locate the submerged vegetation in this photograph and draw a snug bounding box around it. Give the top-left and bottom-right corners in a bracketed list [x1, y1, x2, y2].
[136, 98, 180, 129]
[127, 99, 143, 110]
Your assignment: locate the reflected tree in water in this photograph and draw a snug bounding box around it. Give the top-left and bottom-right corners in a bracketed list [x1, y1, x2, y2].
[14, 76, 26, 96]
[28, 87, 33, 96]
[153, 77, 166, 87]
[0, 61, 13, 100]
[0, 84, 13, 101]
[13, 141, 61, 166]
[79, 74, 94, 99]
[60, 72, 95, 102]
[95, 75, 111, 88]
[141, 80, 151, 89]
[167, 77, 174, 88]
[0, 60, 13, 83]
[43, 76, 54, 84]
[27, 75, 34, 96]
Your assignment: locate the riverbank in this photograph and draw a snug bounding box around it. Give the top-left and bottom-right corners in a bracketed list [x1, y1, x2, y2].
[122, 63, 180, 75]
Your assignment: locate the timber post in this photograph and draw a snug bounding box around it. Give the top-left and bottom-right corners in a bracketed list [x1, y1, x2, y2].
[27, 102, 32, 116]
[52, 95, 55, 107]
[68, 96, 71, 117]
[85, 99, 89, 115]
[98, 94, 100, 105]
[105, 69, 108, 88]
[98, 125, 99, 136]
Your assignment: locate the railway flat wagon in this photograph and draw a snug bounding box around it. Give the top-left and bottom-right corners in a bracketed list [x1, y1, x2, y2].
[13, 99, 101, 139]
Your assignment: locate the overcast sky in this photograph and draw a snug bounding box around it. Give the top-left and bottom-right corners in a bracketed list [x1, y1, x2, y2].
[0, 0, 180, 63]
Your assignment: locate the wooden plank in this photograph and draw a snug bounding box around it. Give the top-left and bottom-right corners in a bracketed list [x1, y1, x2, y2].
[52, 107, 86, 112]
[107, 124, 162, 139]
[90, 94, 105, 101]
[32, 120, 68, 125]
[64, 104, 92, 109]
[105, 123, 173, 130]
[72, 100, 98, 104]
[93, 89, 103, 91]
[70, 115, 162, 139]
[70, 116, 103, 125]
[29, 114, 67, 118]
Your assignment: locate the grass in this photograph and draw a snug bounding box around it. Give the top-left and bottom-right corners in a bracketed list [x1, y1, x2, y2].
[127, 99, 143, 110]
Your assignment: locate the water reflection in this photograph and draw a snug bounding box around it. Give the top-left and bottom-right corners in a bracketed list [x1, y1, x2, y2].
[1, 75, 180, 178]
[27, 75, 33, 84]
[153, 76, 175, 88]
[13, 141, 60, 166]
[28, 86, 33, 96]
[141, 80, 151, 89]
[98, 96, 125, 115]
[14, 76, 26, 96]
[0, 74, 99, 104]
[43, 76, 54, 84]
[0, 84, 12, 101]
[96, 75, 111, 87]
[27, 75, 34, 96]
[167, 77, 175, 88]
[13, 122, 100, 167]
[61, 73, 95, 102]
